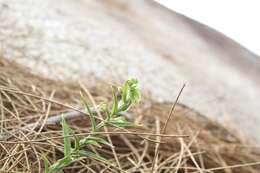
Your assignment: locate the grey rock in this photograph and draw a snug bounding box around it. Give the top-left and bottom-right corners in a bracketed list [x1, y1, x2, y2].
[0, 0, 260, 142]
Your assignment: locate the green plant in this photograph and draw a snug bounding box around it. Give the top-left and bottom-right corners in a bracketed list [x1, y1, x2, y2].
[44, 79, 141, 173]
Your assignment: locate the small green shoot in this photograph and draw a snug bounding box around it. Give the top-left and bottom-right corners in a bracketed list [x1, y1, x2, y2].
[45, 78, 140, 172]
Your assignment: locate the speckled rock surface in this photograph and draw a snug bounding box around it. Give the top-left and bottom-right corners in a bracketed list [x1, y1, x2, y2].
[0, 0, 260, 142]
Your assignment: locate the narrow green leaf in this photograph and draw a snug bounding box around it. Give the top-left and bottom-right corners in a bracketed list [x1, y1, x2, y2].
[50, 156, 73, 172]
[80, 93, 97, 132]
[122, 82, 128, 105]
[78, 150, 110, 164]
[88, 136, 113, 148]
[79, 137, 102, 148]
[109, 117, 135, 128]
[61, 116, 71, 157]
[110, 86, 118, 118]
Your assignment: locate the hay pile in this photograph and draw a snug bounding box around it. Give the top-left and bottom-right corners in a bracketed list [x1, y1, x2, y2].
[0, 58, 260, 173]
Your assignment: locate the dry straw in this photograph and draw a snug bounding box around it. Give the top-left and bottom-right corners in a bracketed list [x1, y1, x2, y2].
[0, 58, 260, 172]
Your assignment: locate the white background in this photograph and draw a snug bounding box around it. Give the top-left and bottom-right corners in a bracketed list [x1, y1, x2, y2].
[155, 0, 260, 56]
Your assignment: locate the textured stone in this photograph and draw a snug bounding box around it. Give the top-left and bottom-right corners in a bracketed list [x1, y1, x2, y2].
[0, 0, 260, 142]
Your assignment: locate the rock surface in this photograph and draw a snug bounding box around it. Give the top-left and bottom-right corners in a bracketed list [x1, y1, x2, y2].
[0, 0, 260, 141]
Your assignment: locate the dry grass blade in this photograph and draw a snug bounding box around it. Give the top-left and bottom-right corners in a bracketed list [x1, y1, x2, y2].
[151, 84, 185, 172]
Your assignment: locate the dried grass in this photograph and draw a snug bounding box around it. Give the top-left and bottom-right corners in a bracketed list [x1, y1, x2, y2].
[0, 58, 260, 173]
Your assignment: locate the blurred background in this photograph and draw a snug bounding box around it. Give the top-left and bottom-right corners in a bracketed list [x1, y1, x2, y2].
[156, 0, 260, 56]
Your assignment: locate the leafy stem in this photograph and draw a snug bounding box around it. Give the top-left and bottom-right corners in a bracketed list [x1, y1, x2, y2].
[44, 79, 141, 173]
